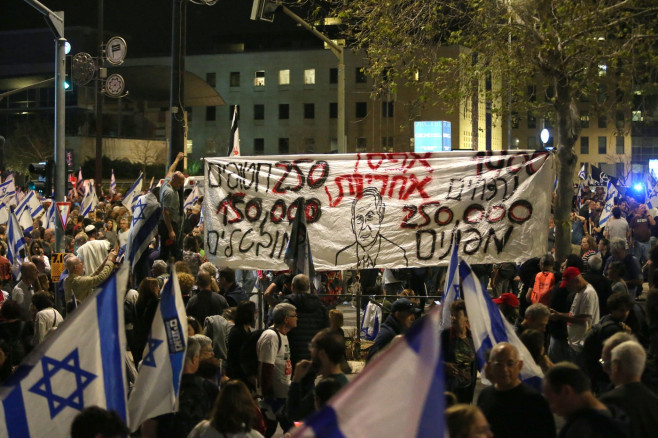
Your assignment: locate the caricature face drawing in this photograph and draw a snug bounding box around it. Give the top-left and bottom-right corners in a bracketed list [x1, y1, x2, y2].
[352, 194, 384, 248]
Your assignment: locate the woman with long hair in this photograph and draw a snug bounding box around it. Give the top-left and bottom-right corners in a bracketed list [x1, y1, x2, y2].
[132, 277, 160, 364]
[226, 301, 256, 385]
[188, 380, 264, 438]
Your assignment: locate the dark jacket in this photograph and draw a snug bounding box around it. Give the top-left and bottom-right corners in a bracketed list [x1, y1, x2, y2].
[224, 283, 249, 307]
[367, 314, 403, 362]
[601, 382, 658, 438]
[283, 293, 329, 367]
[132, 298, 159, 364]
[186, 289, 228, 323]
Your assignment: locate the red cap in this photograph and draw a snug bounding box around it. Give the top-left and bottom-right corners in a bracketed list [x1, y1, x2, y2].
[492, 292, 519, 308]
[560, 266, 581, 288]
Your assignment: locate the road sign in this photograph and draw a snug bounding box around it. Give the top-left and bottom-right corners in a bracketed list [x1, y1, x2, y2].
[105, 36, 127, 65]
[56, 201, 71, 228]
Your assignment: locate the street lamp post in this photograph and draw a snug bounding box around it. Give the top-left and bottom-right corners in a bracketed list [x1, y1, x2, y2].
[252, 1, 347, 154]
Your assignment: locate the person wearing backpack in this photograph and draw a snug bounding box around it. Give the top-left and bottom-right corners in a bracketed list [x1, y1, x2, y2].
[583, 292, 633, 394]
[256, 302, 296, 438]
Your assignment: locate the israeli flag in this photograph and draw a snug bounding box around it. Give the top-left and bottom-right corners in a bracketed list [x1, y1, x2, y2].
[599, 180, 619, 227]
[578, 163, 587, 180]
[646, 178, 658, 210]
[440, 241, 460, 331]
[80, 181, 99, 217]
[40, 201, 57, 230]
[77, 168, 85, 194]
[110, 169, 116, 195]
[0, 266, 129, 438]
[459, 260, 543, 390]
[128, 268, 188, 431]
[0, 175, 17, 207]
[122, 172, 143, 210]
[183, 184, 199, 211]
[15, 191, 43, 232]
[0, 203, 8, 225]
[125, 192, 161, 270]
[7, 209, 26, 279]
[293, 306, 445, 438]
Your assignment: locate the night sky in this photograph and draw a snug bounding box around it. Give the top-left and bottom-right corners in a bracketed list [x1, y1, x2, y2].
[1, 0, 322, 60]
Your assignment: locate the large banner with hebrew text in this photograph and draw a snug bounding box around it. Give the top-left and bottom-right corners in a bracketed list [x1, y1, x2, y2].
[204, 151, 555, 271]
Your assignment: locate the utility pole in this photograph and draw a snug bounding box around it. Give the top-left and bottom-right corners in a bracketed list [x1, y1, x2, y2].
[169, 0, 187, 170]
[24, 0, 66, 252]
[95, 0, 104, 192]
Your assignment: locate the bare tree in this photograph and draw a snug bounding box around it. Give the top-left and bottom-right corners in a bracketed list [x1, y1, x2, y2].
[5, 117, 53, 175]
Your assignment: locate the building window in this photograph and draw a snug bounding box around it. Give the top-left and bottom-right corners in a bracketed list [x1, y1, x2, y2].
[356, 102, 367, 118]
[279, 104, 289, 120]
[382, 101, 394, 118]
[230, 72, 240, 87]
[254, 138, 264, 155]
[205, 106, 216, 122]
[527, 136, 538, 149]
[206, 72, 216, 87]
[279, 69, 290, 85]
[254, 70, 265, 87]
[598, 115, 607, 129]
[278, 138, 289, 154]
[356, 67, 367, 83]
[580, 136, 589, 154]
[598, 136, 607, 154]
[527, 112, 536, 129]
[304, 103, 315, 119]
[329, 102, 337, 119]
[381, 136, 394, 152]
[304, 138, 315, 153]
[580, 111, 590, 128]
[254, 104, 265, 120]
[329, 68, 338, 84]
[356, 137, 367, 152]
[304, 69, 316, 85]
[616, 136, 624, 154]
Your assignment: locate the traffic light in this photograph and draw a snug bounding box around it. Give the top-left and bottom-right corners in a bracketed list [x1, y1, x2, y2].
[28, 160, 53, 196]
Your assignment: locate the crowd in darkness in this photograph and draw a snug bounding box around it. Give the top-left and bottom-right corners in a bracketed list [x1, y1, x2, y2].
[1, 165, 658, 438]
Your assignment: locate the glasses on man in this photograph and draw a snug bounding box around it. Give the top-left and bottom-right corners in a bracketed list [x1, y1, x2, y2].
[490, 360, 519, 368]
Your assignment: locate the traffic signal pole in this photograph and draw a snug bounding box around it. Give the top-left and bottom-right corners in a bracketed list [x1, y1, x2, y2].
[24, 0, 66, 252]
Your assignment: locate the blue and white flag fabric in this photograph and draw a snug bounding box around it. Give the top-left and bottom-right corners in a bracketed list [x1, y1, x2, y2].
[646, 178, 658, 210]
[110, 169, 116, 195]
[125, 192, 161, 270]
[76, 168, 85, 195]
[576, 183, 583, 209]
[0, 266, 129, 438]
[440, 241, 460, 331]
[0, 174, 17, 207]
[7, 209, 26, 279]
[16, 190, 43, 232]
[122, 172, 143, 210]
[284, 198, 315, 278]
[80, 180, 99, 217]
[41, 200, 57, 230]
[0, 203, 9, 226]
[127, 268, 188, 431]
[578, 163, 587, 180]
[183, 184, 199, 211]
[292, 306, 445, 438]
[459, 260, 543, 390]
[599, 180, 619, 227]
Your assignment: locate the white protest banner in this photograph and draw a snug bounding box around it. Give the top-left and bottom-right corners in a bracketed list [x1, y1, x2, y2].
[204, 151, 555, 270]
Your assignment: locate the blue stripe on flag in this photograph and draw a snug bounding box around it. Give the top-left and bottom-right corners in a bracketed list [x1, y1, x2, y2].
[96, 274, 127, 421]
[307, 406, 347, 438]
[3, 385, 30, 437]
[404, 313, 432, 354]
[128, 206, 161, 268]
[159, 278, 185, 395]
[416, 354, 445, 438]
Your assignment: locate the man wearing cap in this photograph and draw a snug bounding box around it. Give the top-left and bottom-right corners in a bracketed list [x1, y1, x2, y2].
[550, 266, 600, 367]
[492, 292, 519, 325]
[366, 298, 419, 362]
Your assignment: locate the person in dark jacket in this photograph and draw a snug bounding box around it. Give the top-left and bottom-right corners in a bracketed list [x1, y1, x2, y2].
[132, 277, 160, 365]
[186, 271, 228, 323]
[218, 267, 249, 306]
[366, 298, 419, 362]
[283, 274, 329, 370]
[226, 300, 257, 386]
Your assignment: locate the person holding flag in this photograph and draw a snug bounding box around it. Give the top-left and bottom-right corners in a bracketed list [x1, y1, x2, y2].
[158, 152, 185, 262]
[125, 189, 162, 287]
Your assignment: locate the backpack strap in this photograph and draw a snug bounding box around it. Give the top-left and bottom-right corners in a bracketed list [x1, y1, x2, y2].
[267, 327, 282, 354]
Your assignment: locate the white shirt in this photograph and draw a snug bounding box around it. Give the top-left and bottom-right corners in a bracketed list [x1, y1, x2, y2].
[567, 283, 600, 350]
[257, 328, 292, 399]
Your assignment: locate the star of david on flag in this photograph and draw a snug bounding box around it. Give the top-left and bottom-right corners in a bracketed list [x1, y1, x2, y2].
[125, 192, 161, 270]
[141, 336, 163, 368]
[599, 180, 619, 227]
[131, 197, 147, 227]
[128, 268, 188, 432]
[0, 265, 129, 438]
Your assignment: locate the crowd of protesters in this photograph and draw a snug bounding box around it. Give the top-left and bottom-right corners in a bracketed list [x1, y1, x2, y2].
[1, 157, 658, 438]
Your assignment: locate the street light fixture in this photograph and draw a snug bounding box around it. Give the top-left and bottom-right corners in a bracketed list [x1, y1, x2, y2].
[250, 0, 347, 154]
